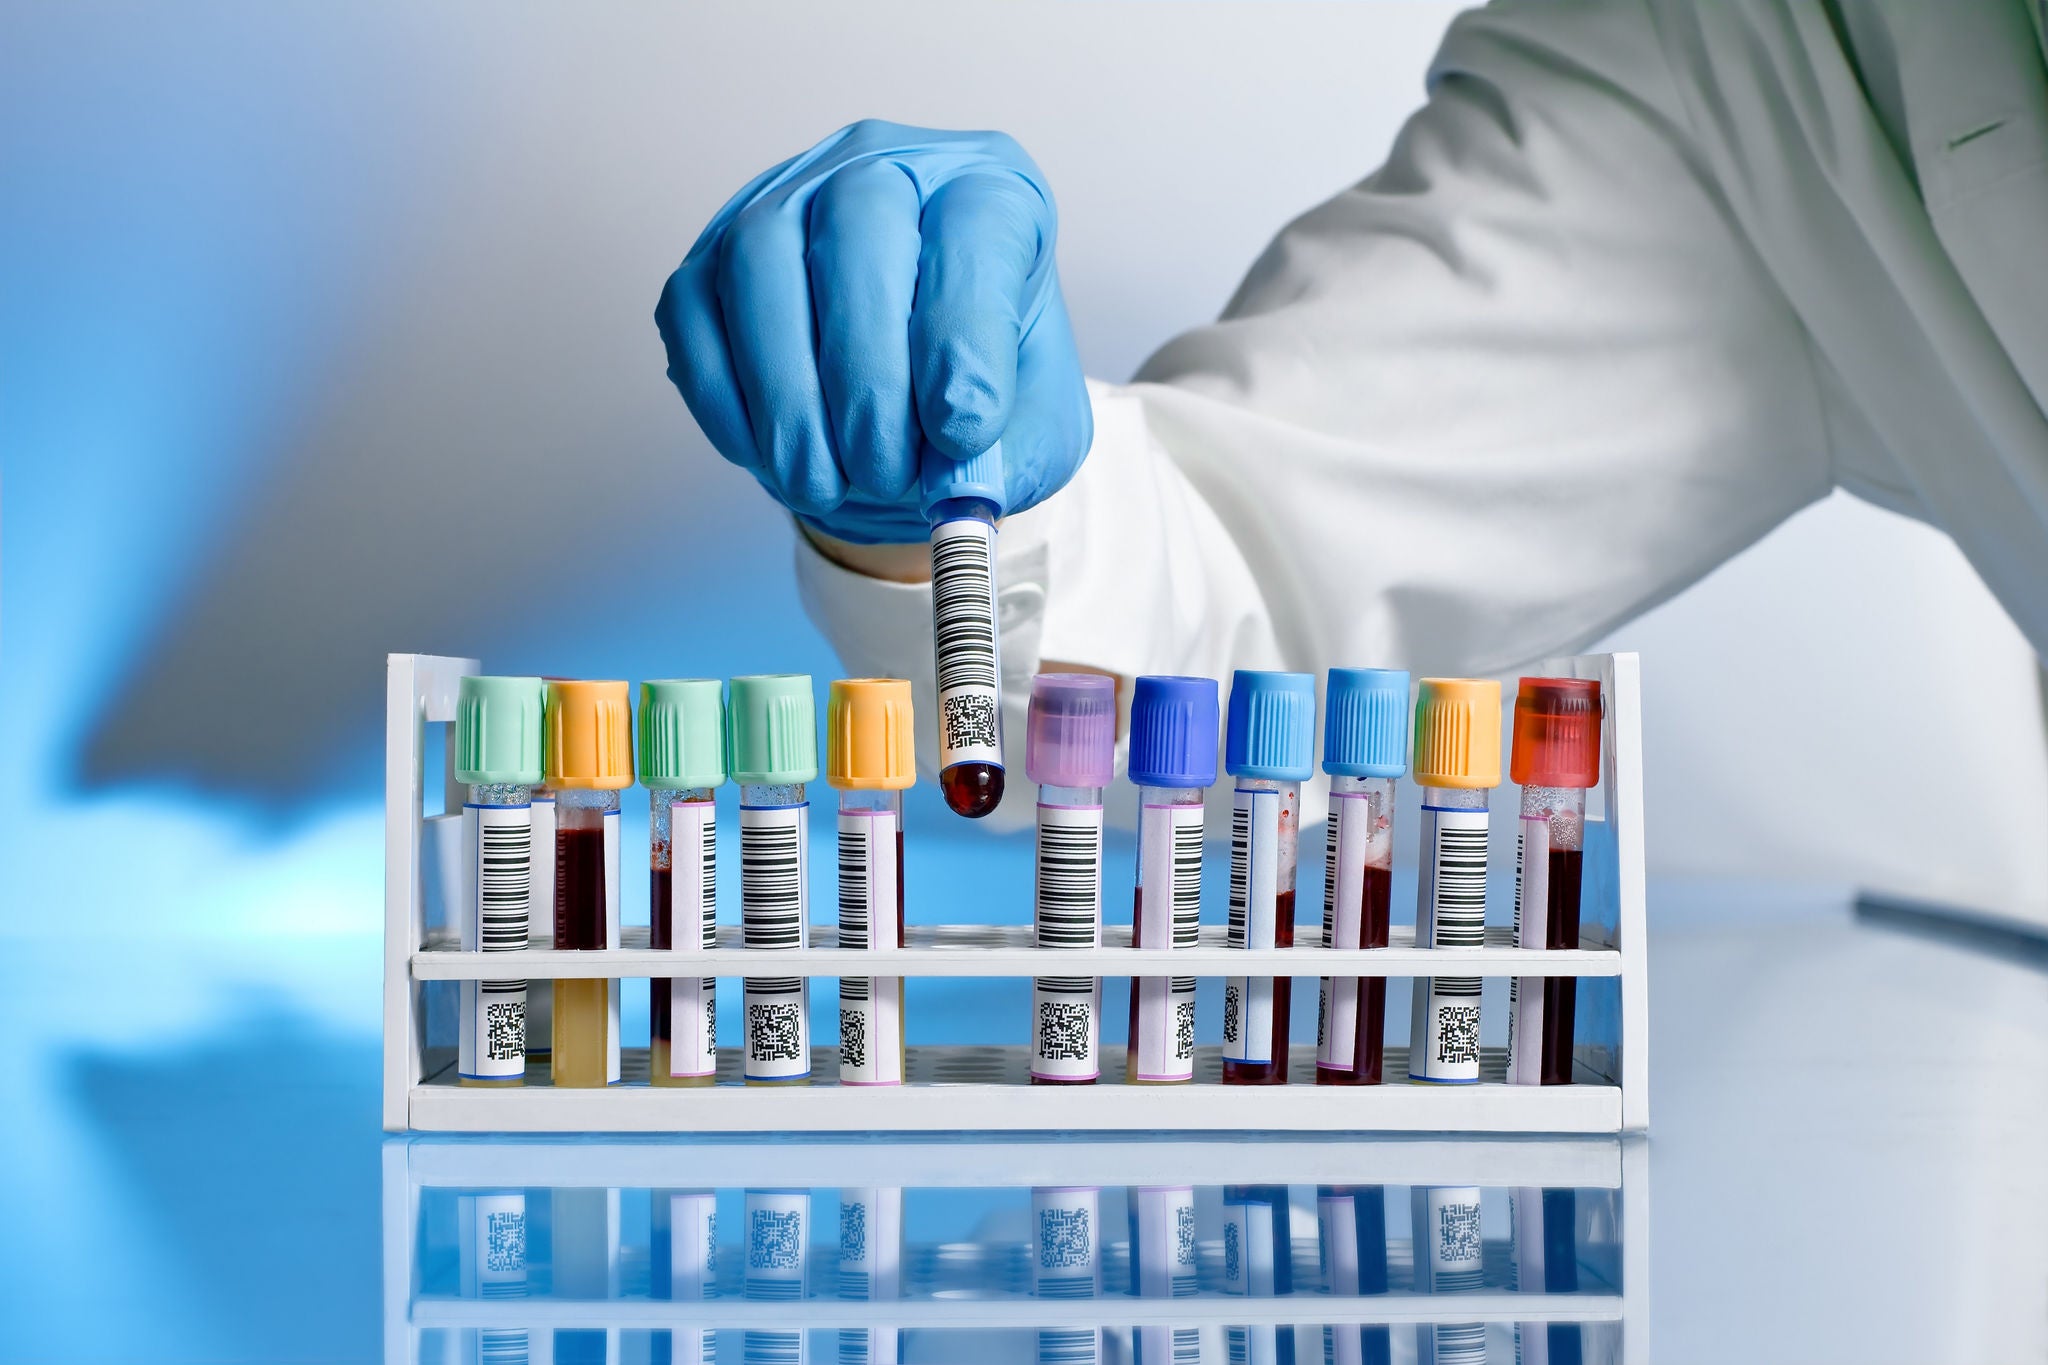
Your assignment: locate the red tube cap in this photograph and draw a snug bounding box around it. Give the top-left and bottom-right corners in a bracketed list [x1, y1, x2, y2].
[1510, 678, 1603, 789]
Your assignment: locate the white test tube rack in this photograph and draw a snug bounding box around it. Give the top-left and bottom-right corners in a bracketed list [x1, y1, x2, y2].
[383, 652, 1648, 1135]
[383, 1134, 1648, 1364]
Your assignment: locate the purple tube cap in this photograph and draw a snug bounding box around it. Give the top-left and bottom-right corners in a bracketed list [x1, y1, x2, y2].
[1025, 673, 1116, 789]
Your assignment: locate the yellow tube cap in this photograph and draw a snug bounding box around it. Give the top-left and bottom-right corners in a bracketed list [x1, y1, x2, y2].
[826, 678, 916, 790]
[1412, 678, 1502, 789]
[545, 679, 635, 789]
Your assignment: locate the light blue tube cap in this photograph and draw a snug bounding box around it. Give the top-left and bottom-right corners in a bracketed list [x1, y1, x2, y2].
[1225, 670, 1316, 782]
[919, 441, 1006, 520]
[1323, 667, 1410, 778]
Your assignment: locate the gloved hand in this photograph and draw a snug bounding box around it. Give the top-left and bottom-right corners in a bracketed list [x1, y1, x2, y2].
[656, 120, 1092, 544]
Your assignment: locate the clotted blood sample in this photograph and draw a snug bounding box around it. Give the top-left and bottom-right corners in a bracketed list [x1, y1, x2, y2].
[924, 446, 1009, 820]
[542, 678, 631, 1090]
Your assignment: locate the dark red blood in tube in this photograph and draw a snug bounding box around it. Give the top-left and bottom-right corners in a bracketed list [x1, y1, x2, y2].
[1541, 846, 1585, 1086]
[1222, 891, 1295, 1085]
[1318, 864, 1394, 1086]
[940, 761, 1004, 818]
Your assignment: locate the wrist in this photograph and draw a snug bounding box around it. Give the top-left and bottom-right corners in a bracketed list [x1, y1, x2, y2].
[798, 523, 933, 584]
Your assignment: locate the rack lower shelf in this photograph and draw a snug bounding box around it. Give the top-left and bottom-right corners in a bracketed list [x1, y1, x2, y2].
[409, 1044, 1622, 1134]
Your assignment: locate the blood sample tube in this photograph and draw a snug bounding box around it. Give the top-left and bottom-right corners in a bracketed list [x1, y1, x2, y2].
[1221, 670, 1314, 1086]
[1222, 1184, 1295, 1365]
[1505, 678, 1603, 1089]
[543, 679, 632, 1089]
[639, 678, 726, 1089]
[1317, 1185, 1392, 1365]
[1405, 679, 1501, 1085]
[652, 1188, 716, 1365]
[745, 1188, 811, 1364]
[1127, 1183, 1198, 1365]
[1510, 1185, 1584, 1365]
[1410, 1185, 1485, 1365]
[455, 675, 543, 1087]
[1124, 676, 1219, 1085]
[1026, 673, 1116, 1085]
[1314, 669, 1408, 1087]
[838, 1186, 904, 1365]
[828, 678, 915, 1086]
[730, 674, 819, 1086]
[1032, 1185, 1103, 1365]
[922, 443, 1008, 819]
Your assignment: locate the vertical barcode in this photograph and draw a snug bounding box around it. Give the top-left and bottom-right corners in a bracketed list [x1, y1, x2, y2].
[1171, 1328, 1200, 1365]
[700, 809, 719, 949]
[1036, 819, 1101, 947]
[1431, 819, 1486, 1000]
[743, 820, 804, 948]
[1226, 802, 1250, 948]
[838, 821, 871, 949]
[931, 524, 998, 693]
[1321, 802, 1341, 947]
[480, 820, 530, 951]
[1172, 814, 1202, 948]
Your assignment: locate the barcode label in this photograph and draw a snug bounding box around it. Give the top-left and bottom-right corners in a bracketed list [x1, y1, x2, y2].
[1130, 1186, 1198, 1297]
[668, 1191, 718, 1301]
[1134, 802, 1204, 1081]
[1507, 817, 1552, 1087]
[1410, 805, 1487, 1083]
[836, 1188, 901, 1297]
[461, 804, 530, 1080]
[1412, 1186, 1484, 1294]
[838, 808, 902, 1085]
[1223, 787, 1280, 1064]
[742, 802, 810, 1081]
[1032, 1188, 1101, 1294]
[669, 800, 718, 1079]
[1031, 804, 1102, 1081]
[930, 517, 1004, 767]
[744, 1191, 809, 1295]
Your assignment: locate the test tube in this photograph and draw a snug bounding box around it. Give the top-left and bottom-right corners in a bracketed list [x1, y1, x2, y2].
[731, 674, 819, 1086]
[552, 1184, 623, 1363]
[1221, 670, 1314, 1085]
[838, 1186, 904, 1365]
[921, 443, 1008, 818]
[1222, 1184, 1295, 1365]
[543, 679, 631, 1088]
[1505, 678, 1603, 1089]
[1032, 1185, 1103, 1365]
[1406, 679, 1501, 1085]
[639, 679, 727, 1088]
[745, 1188, 811, 1364]
[1026, 674, 1116, 1085]
[1317, 1185, 1392, 1365]
[455, 675, 543, 1086]
[1315, 668, 1409, 1086]
[1510, 1186, 1584, 1365]
[652, 1188, 717, 1365]
[1410, 1186, 1486, 1365]
[458, 1188, 528, 1365]
[828, 679, 915, 1086]
[1124, 676, 1219, 1085]
[1127, 1183, 1199, 1365]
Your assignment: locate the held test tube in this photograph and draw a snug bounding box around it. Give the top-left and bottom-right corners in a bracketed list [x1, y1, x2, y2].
[828, 678, 916, 1086]
[1407, 679, 1501, 1085]
[544, 679, 631, 1088]
[1221, 670, 1315, 1086]
[1027, 674, 1116, 1085]
[1125, 676, 1219, 1085]
[923, 443, 1008, 818]
[1314, 668, 1409, 1086]
[731, 673, 819, 1085]
[1506, 677, 1603, 1088]
[455, 675, 543, 1085]
[639, 679, 726, 1088]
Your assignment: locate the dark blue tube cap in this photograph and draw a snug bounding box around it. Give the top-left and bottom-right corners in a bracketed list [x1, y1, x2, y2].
[1323, 667, 1410, 778]
[1225, 670, 1316, 782]
[1127, 675, 1219, 788]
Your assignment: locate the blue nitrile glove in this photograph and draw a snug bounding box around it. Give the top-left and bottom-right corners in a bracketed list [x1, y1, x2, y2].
[656, 120, 1092, 544]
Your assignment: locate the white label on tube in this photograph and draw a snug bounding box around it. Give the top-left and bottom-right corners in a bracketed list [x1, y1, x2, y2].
[743, 1190, 809, 1301]
[1413, 1186, 1486, 1365]
[602, 807, 622, 1084]
[461, 802, 531, 1080]
[669, 799, 718, 1079]
[930, 516, 1004, 770]
[529, 795, 556, 940]
[1223, 1196, 1284, 1365]
[1033, 803, 1103, 1082]
[837, 808, 902, 1086]
[1131, 1185, 1197, 1365]
[1507, 817, 1552, 1087]
[1223, 786, 1280, 1064]
[1135, 802, 1203, 1082]
[460, 1191, 528, 1297]
[667, 1191, 717, 1365]
[838, 1187, 903, 1365]
[742, 801, 811, 1081]
[1033, 1187, 1102, 1365]
[1409, 805, 1488, 1083]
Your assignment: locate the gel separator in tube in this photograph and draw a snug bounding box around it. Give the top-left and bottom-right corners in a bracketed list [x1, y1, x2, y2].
[1026, 673, 1116, 1084]
[731, 674, 819, 1085]
[922, 443, 1007, 818]
[543, 679, 633, 1089]
[455, 675, 545, 1085]
[828, 678, 916, 1086]
[1125, 675, 1219, 1085]
[1406, 678, 1500, 1084]
[639, 678, 726, 1088]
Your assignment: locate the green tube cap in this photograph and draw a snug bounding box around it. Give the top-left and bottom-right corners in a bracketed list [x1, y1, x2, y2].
[729, 674, 818, 785]
[639, 679, 728, 789]
[456, 676, 544, 786]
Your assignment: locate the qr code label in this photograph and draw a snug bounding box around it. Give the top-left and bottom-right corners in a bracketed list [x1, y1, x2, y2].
[1037, 1001, 1091, 1061]
[1174, 998, 1195, 1061]
[1175, 1203, 1197, 1267]
[749, 1001, 804, 1062]
[1038, 1207, 1092, 1270]
[1435, 1004, 1480, 1066]
[1221, 983, 1241, 1044]
[840, 1008, 867, 1070]
[840, 1201, 867, 1263]
[941, 691, 998, 752]
[1438, 1200, 1482, 1264]
[485, 1000, 525, 1062]
[485, 1210, 525, 1274]
[749, 1207, 803, 1271]
[1222, 1219, 1241, 1284]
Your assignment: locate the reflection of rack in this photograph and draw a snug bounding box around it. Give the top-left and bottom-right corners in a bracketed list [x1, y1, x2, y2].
[384, 652, 1648, 1133]
[382, 1136, 1649, 1362]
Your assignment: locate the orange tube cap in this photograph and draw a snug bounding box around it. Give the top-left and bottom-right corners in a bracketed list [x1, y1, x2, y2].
[1412, 678, 1502, 789]
[545, 679, 635, 789]
[827, 678, 916, 790]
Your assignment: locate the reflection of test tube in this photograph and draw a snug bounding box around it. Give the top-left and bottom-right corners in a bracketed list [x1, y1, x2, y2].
[1221, 671, 1314, 1086]
[1406, 680, 1500, 1085]
[1314, 669, 1408, 1087]
[459, 1189, 529, 1365]
[838, 1186, 903, 1365]
[553, 1185, 623, 1365]
[828, 679, 915, 1086]
[731, 675, 818, 1086]
[652, 1189, 718, 1365]
[1317, 1186, 1391, 1365]
[1410, 1186, 1485, 1365]
[1027, 674, 1116, 1085]
[1506, 679, 1603, 1089]
[1127, 1184, 1198, 1365]
[544, 680, 631, 1088]
[1125, 677, 1218, 1085]
[456, 676, 543, 1086]
[922, 443, 1008, 819]
[640, 679, 726, 1088]
[745, 1189, 811, 1365]
[1222, 1185, 1295, 1365]
[1032, 1186, 1103, 1365]
[1510, 1186, 1583, 1365]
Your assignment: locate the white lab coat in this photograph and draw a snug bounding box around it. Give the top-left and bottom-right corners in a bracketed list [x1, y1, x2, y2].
[796, 0, 2048, 841]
